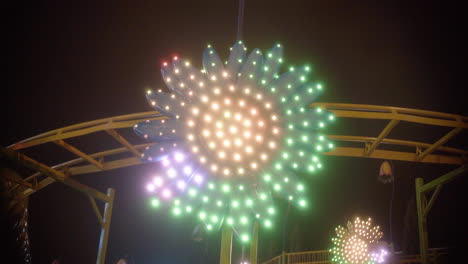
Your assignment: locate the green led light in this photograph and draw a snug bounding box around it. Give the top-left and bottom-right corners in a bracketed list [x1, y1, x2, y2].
[217, 200, 223, 207]
[288, 195, 293, 201]
[222, 184, 230, 192]
[328, 143, 334, 149]
[278, 58, 283, 63]
[316, 83, 323, 90]
[199, 212, 206, 219]
[316, 107, 322, 113]
[299, 200, 306, 207]
[241, 216, 248, 225]
[293, 163, 298, 169]
[319, 135, 324, 141]
[299, 151, 304, 157]
[186, 206, 192, 213]
[208, 183, 215, 190]
[265, 220, 272, 227]
[207, 224, 213, 230]
[227, 218, 234, 225]
[232, 200, 239, 208]
[246, 199, 253, 207]
[282, 152, 289, 159]
[260, 193, 267, 200]
[188, 188, 197, 197]
[151, 198, 160, 208]
[284, 177, 289, 183]
[239, 185, 244, 191]
[203, 196, 209, 203]
[274, 184, 281, 191]
[241, 234, 249, 242]
[268, 53, 273, 58]
[264, 66, 269, 71]
[302, 135, 308, 142]
[305, 66, 311, 71]
[289, 66, 295, 72]
[319, 122, 325, 128]
[268, 207, 275, 214]
[275, 163, 282, 170]
[329, 114, 335, 120]
[264, 174, 271, 182]
[300, 76, 306, 82]
[316, 145, 323, 151]
[211, 215, 218, 223]
[303, 121, 309, 127]
[308, 165, 315, 172]
[173, 207, 181, 215]
[297, 184, 304, 191]
[174, 199, 180, 205]
[287, 138, 294, 145]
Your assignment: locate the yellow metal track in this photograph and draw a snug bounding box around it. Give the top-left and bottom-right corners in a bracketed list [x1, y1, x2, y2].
[3, 104, 466, 198]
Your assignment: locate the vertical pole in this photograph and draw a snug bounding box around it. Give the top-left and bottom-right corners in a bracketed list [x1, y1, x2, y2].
[97, 188, 115, 264]
[250, 221, 259, 264]
[220, 224, 233, 264]
[415, 178, 428, 264]
[281, 251, 286, 264]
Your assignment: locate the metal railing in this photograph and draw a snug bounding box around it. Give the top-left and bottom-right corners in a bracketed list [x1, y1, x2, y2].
[262, 248, 449, 264]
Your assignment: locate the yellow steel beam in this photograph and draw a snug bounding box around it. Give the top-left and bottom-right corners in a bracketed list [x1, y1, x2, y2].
[21, 143, 155, 197]
[311, 103, 468, 128]
[324, 147, 464, 165]
[365, 119, 399, 156]
[417, 128, 464, 161]
[327, 135, 468, 155]
[9, 112, 164, 150]
[419, 166, 467, 193]
[311, 103, 468, 122]
[0, 147, 110, 202]
[106, 129, 141, 157]
[55, 139, 104, 170]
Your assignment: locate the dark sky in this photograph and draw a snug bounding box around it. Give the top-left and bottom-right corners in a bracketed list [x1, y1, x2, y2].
[4, 0, 467, 263]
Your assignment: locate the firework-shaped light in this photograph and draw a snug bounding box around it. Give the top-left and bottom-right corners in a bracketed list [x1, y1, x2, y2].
[331, 217, 388, 264]
[135, 41, 334, 242]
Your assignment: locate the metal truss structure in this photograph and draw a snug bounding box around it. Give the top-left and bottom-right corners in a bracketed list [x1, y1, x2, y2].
[1, 103, 466, 264]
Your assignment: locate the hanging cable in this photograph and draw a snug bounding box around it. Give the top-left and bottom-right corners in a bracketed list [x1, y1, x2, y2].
[236, 0, 245, 40]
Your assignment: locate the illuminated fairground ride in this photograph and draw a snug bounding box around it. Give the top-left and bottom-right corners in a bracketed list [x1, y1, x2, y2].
[1, 101, 466, 264]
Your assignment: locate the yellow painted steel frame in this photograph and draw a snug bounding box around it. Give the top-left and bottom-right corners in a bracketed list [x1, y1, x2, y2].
[311, 103, 468, 165]
[2, 104, 467, 264]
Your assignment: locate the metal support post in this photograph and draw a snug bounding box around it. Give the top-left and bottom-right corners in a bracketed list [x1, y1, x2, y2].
[220, 224, 233, 264]
[250, 221, 259, 264]
[96, 188, 116, 264]
[415, 178, 428, 264]
[281, 251, 286, 264]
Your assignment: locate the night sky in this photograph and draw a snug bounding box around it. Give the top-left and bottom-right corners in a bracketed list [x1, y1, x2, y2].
[4, 1, 467, 263]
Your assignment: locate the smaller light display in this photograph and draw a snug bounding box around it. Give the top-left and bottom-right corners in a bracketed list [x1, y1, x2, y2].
[330, 217, 388, 264]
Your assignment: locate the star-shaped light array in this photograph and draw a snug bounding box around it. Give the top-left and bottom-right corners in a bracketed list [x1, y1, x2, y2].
[134, 41, 334, 243]
[331, 217, 388, 264]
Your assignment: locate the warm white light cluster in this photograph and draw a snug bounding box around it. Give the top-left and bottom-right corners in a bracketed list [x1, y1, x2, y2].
[331, 217, 385, 264]
[186, 83, 280, 177]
